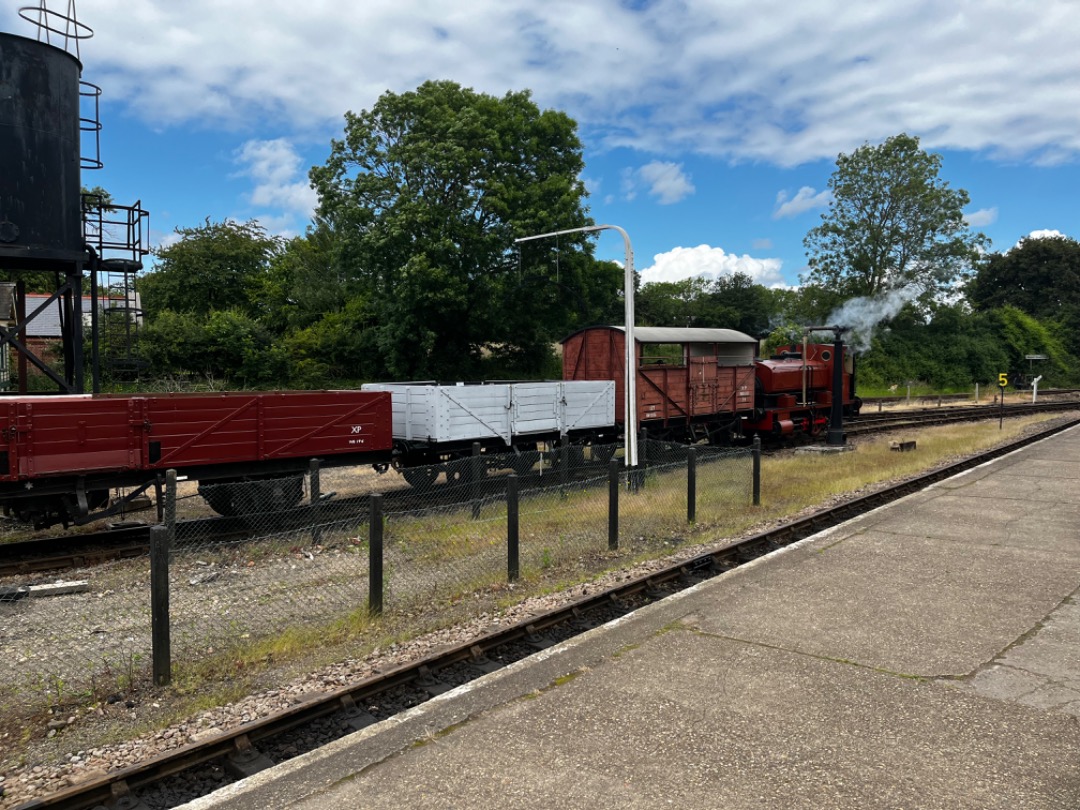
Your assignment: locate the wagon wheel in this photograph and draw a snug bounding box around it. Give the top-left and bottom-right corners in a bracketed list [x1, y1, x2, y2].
[401, 466, 439, 488]
[589, 443, 616, 466]
[267, 476, 305, 509]
[198, 482, 240, 516]
[233, 477, 305, 530]
[199, 476, 304, 517]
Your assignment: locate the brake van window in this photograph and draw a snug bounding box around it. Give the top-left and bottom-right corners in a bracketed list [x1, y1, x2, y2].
[640, 344, 685, 366]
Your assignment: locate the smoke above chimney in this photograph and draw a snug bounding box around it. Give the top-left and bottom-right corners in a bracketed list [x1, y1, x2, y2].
[826, 286, 919, 353]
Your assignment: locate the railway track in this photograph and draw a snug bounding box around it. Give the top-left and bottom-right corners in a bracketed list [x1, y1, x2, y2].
[14, 414, 1080, 810]
[845, 399, 1080, 436]
[859, 388, 1080, 407]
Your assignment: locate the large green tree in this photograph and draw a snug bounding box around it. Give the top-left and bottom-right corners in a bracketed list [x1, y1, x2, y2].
[636, 272, 780, 337]
[967, 234, 1080, 371]
[636, 277, 713, 328]
[309, 80, 612, 380]
[139, 219, 281, 320]
[138, 307, 287, 386]
[135, 219, 286, 385]
[968, 235, 1080, 320]
[803, 133, 986, 302]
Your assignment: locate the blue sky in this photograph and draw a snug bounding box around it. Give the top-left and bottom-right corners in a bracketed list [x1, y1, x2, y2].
[6, 1, 1079, 288]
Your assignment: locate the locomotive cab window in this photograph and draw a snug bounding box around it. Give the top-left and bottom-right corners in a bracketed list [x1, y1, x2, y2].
[640, 343, 686, 366]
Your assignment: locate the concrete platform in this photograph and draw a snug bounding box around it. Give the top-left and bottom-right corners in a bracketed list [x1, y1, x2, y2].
[184, 425, 1080, 809]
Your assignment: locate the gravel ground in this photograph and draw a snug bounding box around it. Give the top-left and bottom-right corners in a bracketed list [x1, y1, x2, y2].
[0, 415, 1074, 808]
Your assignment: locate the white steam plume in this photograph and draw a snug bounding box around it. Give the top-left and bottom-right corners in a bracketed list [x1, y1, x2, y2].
[827, 286, 918, 353]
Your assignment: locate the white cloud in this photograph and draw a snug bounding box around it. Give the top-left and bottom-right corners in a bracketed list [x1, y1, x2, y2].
[48, 2, 1080, 168]
[640, 244, 787, 288]
[154, 231, 183, 251]
[233, 138, 318, 230]
[251, 213, 305, 240]
[26, 3, 1080, 290]
[964, 207, 998, 227]
[1013, 228, 1069, 249]
[621, 161, 695, 204]
[638, 161, 695, 204]
[620, 167, 639, 202]
[581, 174, 602, 198]
[774, 186, 832, 219]
[1028, 228, 1067, 240]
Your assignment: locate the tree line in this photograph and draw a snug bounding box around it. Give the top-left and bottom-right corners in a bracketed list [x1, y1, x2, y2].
[124, 84, 1080, 394]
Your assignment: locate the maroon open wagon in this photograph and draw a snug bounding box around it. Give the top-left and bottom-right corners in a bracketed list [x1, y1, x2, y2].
[0, 390, 392, 527]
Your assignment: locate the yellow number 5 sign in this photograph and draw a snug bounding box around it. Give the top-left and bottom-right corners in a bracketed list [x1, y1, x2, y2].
[998, 373, 1008, 388]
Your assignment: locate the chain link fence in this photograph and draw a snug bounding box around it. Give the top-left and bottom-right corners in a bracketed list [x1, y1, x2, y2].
[0, 439, 755, 721]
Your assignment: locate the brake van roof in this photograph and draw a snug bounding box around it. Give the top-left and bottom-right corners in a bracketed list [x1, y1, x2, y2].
[562, 326, 757, 345]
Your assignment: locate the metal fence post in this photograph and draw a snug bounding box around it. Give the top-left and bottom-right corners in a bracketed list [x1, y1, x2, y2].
[471, 442, 482, 519]
[369, 493, 384, 616]
[631, 427, 648, 492]
[687, 446, 696, 524]
[507, 474, 519, 582]
[164, 468, 176, 535]
[608, 458, 619, 550]
[149, 523, 171, 687]
[559, 434, 570, 494]
[752, 436, 761, 506]
[309, 458, 322, 545]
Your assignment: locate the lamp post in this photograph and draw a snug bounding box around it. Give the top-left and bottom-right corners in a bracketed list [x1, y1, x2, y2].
[514, 225, 637, 468]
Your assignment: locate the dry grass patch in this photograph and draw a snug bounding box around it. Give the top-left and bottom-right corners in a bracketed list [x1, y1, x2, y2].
[756, 415, 1058, 519]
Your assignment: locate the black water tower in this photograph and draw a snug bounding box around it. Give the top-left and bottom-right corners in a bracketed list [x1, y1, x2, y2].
[0, 31, 85, 264]
[0, 4, 149, 395]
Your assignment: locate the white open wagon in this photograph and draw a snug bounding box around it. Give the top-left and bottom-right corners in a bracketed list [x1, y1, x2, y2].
[360, 380, 616, 485]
